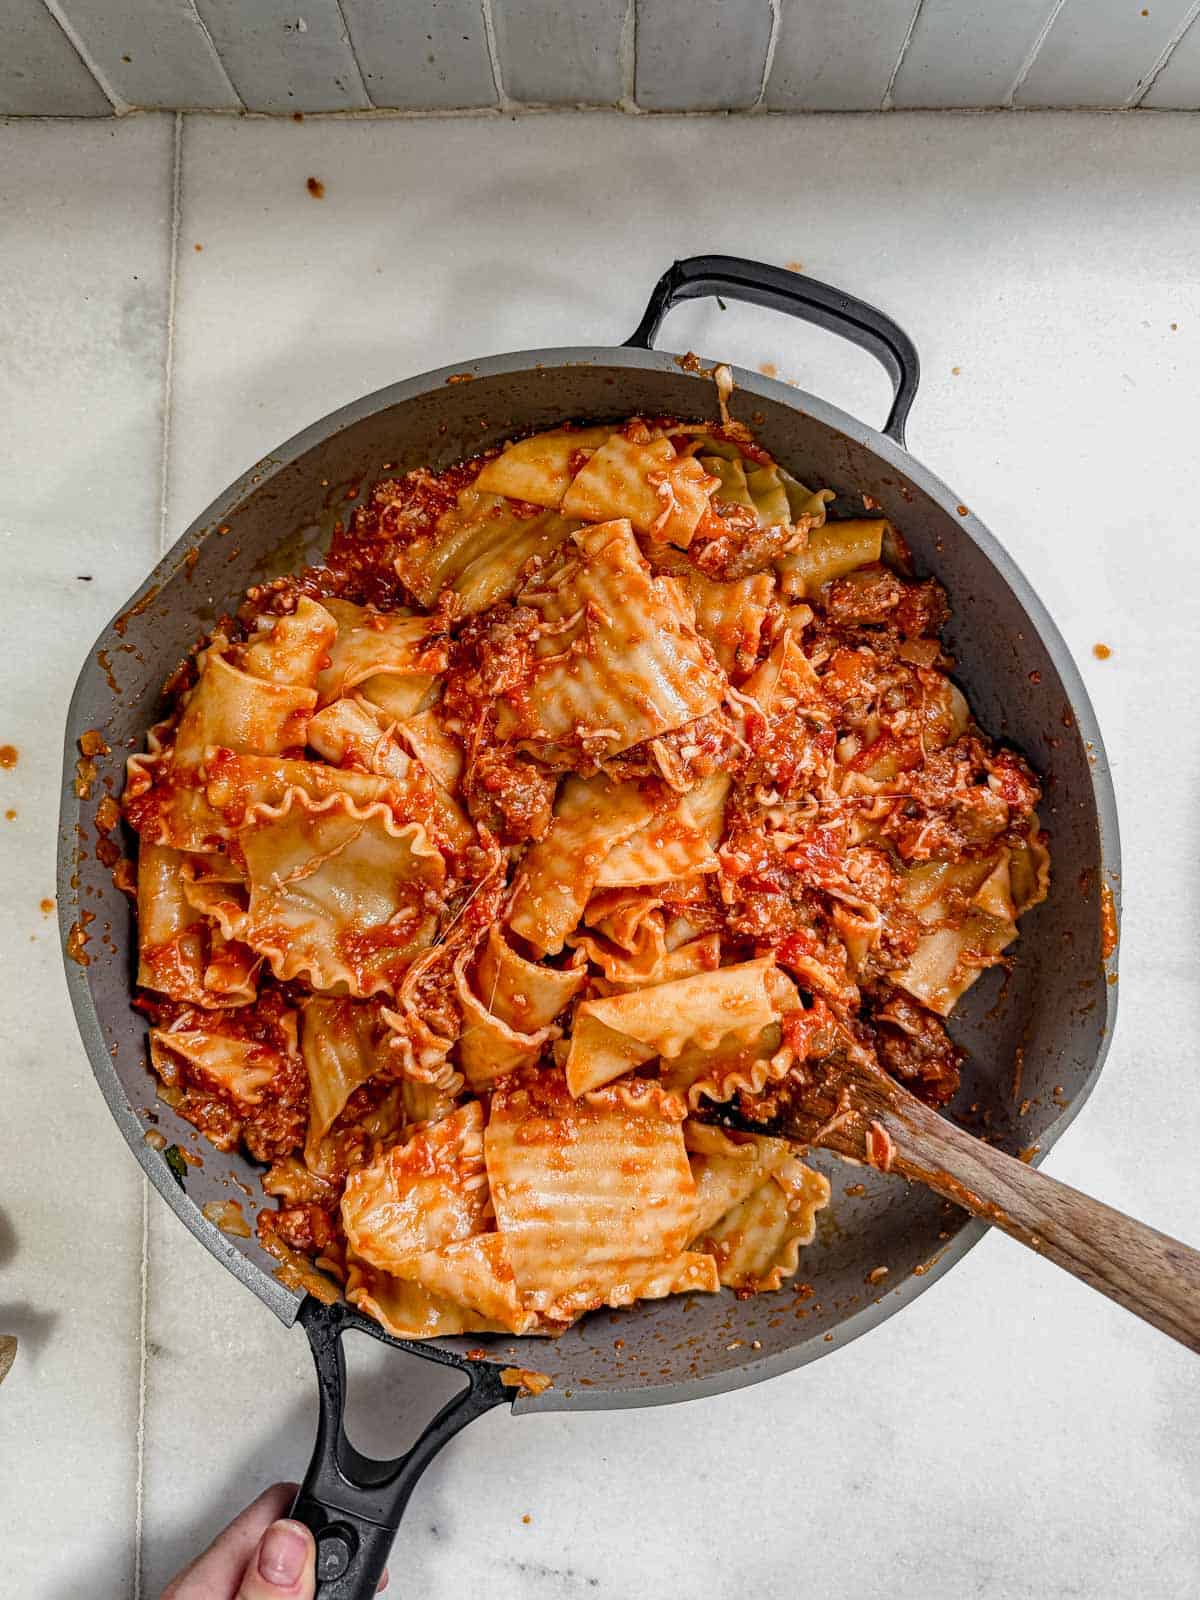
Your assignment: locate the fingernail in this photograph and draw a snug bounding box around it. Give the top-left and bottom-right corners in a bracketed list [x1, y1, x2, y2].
[258, 1520, 309, 1586]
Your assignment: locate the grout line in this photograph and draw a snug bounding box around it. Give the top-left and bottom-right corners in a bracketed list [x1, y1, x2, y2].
[1131, 0, 1200, 106]
[753, 0, 782, 111]
[479, 0, 512, 112]
[1007, 0, 1068, 106]
[158, 113, 183, 559]
[184, 0, 243, 111]
[881, 0, 927, 111]
[3, 102, 1187, 124]
[133, 1179, 149, 1600]
[333, 0, 374, 109]
[618, 0, 638, 110]
[40, 0, 128, 113]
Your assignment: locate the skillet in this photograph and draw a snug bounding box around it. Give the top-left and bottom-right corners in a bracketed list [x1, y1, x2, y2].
[58, 256, 1120, 1597]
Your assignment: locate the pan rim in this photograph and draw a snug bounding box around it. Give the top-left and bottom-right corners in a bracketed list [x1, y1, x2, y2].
[58, 343, 1121, 1411]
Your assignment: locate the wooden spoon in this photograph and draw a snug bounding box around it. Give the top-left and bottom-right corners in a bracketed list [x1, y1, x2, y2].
[717, 1048, 1200, 1353]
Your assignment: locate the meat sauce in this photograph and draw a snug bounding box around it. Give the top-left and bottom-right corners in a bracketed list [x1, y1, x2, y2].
[120, 415, 1049, 1325]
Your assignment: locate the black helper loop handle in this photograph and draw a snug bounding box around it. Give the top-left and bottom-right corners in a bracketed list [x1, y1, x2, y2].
[292, 1298, 509, 1598]
[624, 255, 920, 447]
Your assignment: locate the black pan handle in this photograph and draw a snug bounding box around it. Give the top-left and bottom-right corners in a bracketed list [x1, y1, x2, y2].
[624, 254, 920, 447]
[291, 1297, 508, 1598]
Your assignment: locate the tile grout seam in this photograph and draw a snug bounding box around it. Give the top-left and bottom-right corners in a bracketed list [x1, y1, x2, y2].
[881, 0, 927, 111]
[752, 0, 782, 111]
[158, 112, 183, 559]
[618, 0, 637, 110]
[39, 0, 127, 112]
[182, 0, 243, 109]
[479, 0, 513, 112]
[1132, 0, 1200, 106]
[332, 0, 374, 109]
[1007, 0, 1068, 106]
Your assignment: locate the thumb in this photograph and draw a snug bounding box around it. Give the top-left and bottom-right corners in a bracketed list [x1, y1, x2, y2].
[236, 1518, 316, 1600]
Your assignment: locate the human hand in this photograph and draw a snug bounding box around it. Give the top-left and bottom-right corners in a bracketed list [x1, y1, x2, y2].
[162, 1482, 388, 1599]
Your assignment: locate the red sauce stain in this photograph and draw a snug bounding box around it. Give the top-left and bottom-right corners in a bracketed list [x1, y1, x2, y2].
[306, 176, 326, 200]
[39, 898, 54, 915]
[194, 243, 203, 253]
[74, 757, 97, 800]
[759, 361, 778, 379]
[79, 730, 109, 757]
[66, 912, 94, 965]
[97, 650, 120, 695]
[1100, 883, 1119, 961]
[1092, 642, 1112, 660]
[955, 505, 968, 517]
[1028, 669, 1041, 685]
[785, 260, 804, 272]
[113, 584, 160, 636]
[4, 809, 15, 821]
[0, 745, 17, 769]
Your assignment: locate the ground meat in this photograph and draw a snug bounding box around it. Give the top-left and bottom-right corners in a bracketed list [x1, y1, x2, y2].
[987, 748, 1041, 818]
[868, 989, 963, 1105]
[690, 509, 798, 580]
[465, 745, 555, 843]
[823, 564, 905, 626]
[894, 577, 950, 638]
[273, 1202, 338, 1254]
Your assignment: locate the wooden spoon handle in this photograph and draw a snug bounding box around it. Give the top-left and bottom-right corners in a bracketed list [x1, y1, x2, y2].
[876, 1095, 1200, 1353]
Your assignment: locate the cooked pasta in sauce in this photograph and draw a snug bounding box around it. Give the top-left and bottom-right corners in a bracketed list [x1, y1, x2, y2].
[123, 411, 1048, 1337]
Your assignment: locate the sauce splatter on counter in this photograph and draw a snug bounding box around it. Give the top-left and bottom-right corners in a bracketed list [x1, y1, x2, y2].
[0, 745, 17, 769]
[1092, 642, 1112, 660]
[306, 176, 325, 199]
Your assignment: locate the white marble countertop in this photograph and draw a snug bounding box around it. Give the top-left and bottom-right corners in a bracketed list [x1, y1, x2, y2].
[2, 109, 1198, 1599]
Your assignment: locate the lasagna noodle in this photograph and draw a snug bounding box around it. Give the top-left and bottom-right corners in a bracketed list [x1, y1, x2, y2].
[593, 788, 718, 890]
[174, 649, 316, 770]
[778, 518, 887, 598]
[687, 1129, 795, 1234]
[484, 1072, 700, 1321]
[136, 842, 208, 1001]
[242, 597, 338, 688]
[300, 997, 388, 1168]
[659, 1020, 786, 1107]
[455, 929, 586, 1090]
[149, 1028, 286, 1107]
[227, 798, 445, 997]
[565, 957, 779, 1096]
[357, 672, 438, 722]
[678, 568, 775, 677]
[340, 1101, 488, 1274]
[316, 598, 447, 707]
[390, 1234, 542, 1335]
[473, 426, 614, 507]
[892, 852, 1027, 1015]
[698, 1159, 830, 1290]
[142, 650, 317, 852]
[204, 751, 399, 827]
[346, 1254, 510, 1339]
[560, 433, 717, 548]
[395, 485, 581, 613]
[305, 698, 471, 854]
[507, 774, 668, 956]
[497, 521, 725, 757]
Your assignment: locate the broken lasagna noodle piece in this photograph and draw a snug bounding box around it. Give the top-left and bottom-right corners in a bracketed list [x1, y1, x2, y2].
[123, 413, 1049, 1338]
